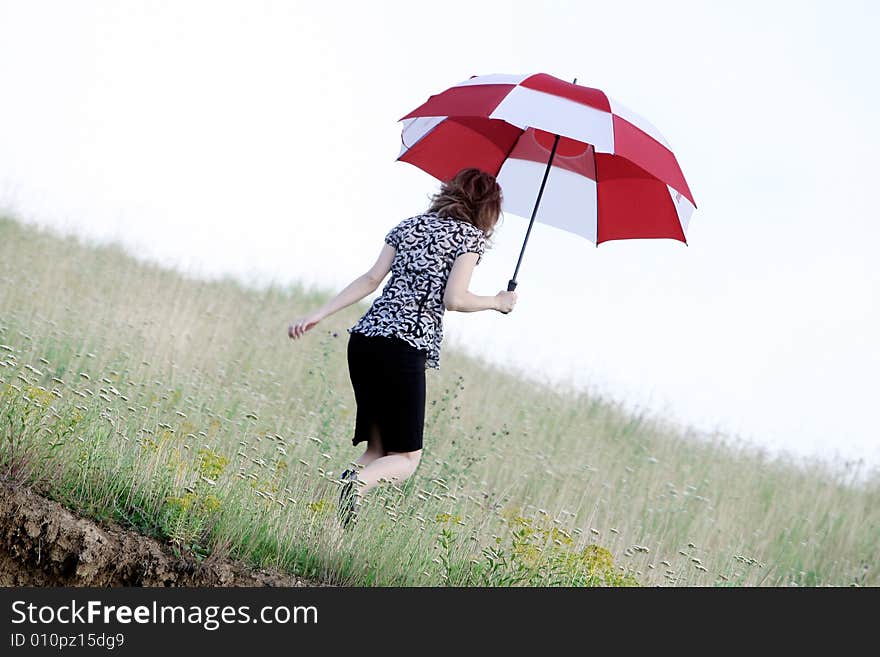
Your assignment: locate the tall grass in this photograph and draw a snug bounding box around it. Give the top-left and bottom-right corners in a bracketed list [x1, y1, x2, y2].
[1, 214, 877, 586]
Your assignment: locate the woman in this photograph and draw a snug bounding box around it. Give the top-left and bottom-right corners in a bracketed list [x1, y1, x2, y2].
[288, 168, 518, 525]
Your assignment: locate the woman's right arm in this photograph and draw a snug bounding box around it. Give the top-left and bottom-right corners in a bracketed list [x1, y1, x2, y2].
[443, 252, 517, 313]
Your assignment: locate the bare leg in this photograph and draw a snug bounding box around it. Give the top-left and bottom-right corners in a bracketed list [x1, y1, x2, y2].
[355, 449, 422, 495]
[337, 424, 386, 527]
[354, 421, 386, 469]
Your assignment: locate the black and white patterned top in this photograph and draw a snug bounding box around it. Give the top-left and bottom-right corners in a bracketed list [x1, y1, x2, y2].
[348, 211, 487, 370]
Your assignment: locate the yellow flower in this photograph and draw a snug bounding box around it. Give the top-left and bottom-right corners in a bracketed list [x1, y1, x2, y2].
[197, 448, 228, 480]
[203, 494, 222, 513]
[308, 499, 332, 515]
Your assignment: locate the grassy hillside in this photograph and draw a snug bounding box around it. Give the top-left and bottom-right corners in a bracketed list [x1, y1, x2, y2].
[1, 214, 877, 586]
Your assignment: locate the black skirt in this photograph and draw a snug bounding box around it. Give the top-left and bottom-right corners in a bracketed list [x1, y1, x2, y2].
[347, 331, 428, 453]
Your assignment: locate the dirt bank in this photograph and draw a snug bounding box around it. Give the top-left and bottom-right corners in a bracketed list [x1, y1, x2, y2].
[0, 483, 320, 587]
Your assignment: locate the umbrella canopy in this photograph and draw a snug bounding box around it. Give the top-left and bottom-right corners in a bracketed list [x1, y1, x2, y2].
[397, 73, 697, 246]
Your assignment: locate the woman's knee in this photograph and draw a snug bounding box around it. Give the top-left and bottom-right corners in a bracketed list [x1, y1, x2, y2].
[391, 449, 422, 472]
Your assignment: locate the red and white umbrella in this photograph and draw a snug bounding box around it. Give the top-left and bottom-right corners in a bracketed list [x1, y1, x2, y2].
[397, 73, 697, 291]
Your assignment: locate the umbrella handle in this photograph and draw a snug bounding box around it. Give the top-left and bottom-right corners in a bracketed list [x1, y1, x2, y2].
[498, 279, 517, 314]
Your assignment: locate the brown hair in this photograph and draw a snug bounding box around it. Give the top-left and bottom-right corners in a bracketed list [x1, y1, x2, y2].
[427, 168, 502, 239]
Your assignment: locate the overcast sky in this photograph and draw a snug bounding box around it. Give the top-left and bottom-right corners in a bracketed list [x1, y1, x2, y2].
[1, 1, 878, 470]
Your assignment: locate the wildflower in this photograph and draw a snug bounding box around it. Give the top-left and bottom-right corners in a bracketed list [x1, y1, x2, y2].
[204, 495, 222, 512]
[308, 500, 331, 514]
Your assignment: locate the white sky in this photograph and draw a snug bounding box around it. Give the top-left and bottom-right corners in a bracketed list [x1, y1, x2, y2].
[1, 1, 878, 469]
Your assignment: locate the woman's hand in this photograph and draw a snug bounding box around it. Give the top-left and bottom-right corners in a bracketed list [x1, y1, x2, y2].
[494, 290, 518, 314]
[288, 312, 324, 340]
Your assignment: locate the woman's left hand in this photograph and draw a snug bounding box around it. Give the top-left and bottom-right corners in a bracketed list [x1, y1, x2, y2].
[288, 312, 323, 340]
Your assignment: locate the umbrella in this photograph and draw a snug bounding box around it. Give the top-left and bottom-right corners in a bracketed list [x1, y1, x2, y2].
[396, 73, 697, 292]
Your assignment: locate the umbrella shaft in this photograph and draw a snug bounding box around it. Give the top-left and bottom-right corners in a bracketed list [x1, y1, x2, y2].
[508, 131, 561, 292]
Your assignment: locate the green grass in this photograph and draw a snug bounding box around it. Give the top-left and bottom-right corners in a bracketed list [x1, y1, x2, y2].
[1, 214, 877, 586]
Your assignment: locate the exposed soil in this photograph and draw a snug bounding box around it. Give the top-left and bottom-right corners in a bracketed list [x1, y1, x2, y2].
[0, 482, 321, 587]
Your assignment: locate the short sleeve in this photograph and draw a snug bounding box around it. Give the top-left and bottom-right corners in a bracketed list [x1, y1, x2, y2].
[456, 229, 486, 265]
[384, 219, 407, 249]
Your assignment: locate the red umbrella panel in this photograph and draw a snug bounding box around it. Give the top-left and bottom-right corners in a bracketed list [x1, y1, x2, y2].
[397, 73, 697, 246]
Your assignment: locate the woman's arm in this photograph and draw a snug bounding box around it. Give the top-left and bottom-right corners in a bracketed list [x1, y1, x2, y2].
[443, 252, 516, 313]
[288, 244, 396, 340]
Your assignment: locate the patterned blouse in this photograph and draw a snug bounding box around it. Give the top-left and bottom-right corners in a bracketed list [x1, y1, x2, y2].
[347, 211, 487, 369]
